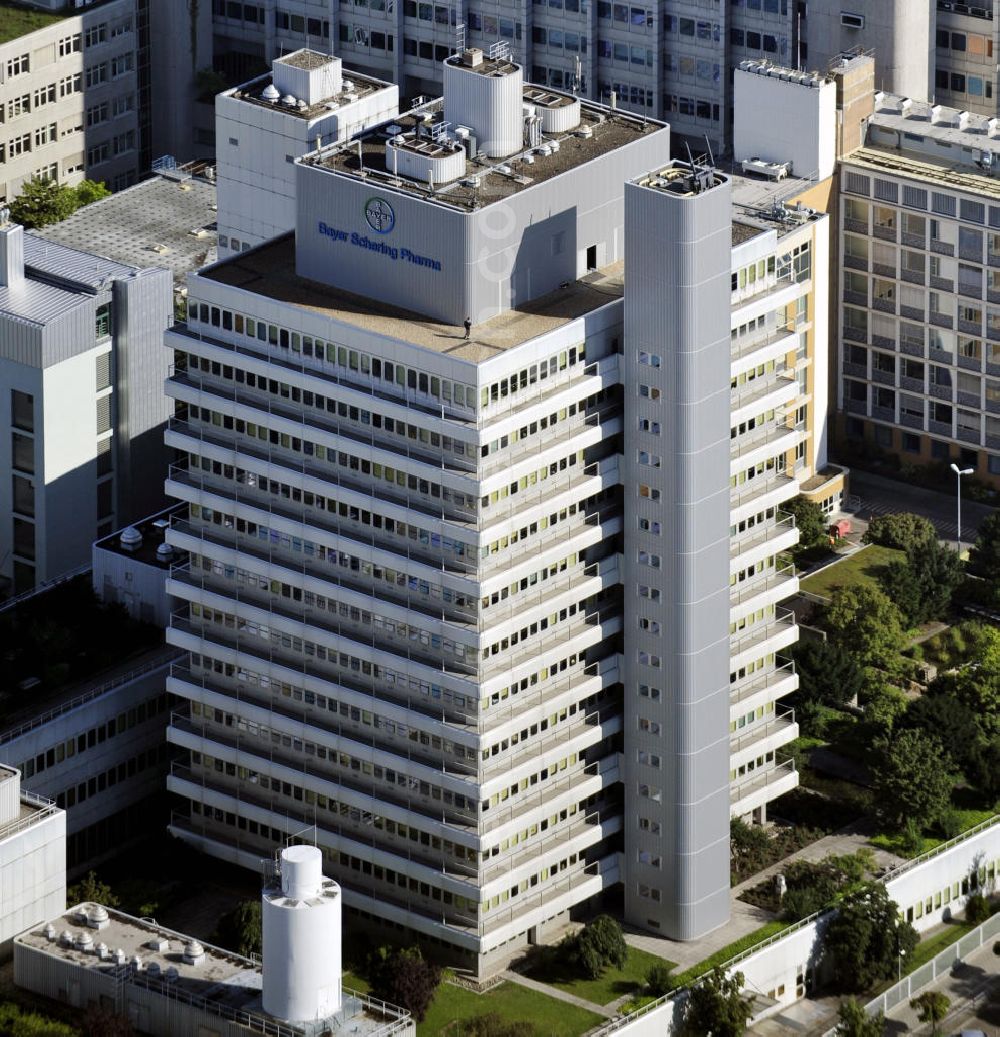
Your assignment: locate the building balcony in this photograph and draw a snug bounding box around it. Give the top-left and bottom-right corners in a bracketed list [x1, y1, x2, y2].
[958, 426, 982, 444]
[873, 329, 896, 349]
[165, 464, 480, 577]
[929, 382, 953, 401]
[730, 372, 799, 419]
[730, 565, 798, 619]
[872, 262, 896, 279]
[900, 268, 925, 285]
[843, 289, 867, 307]
[843, 326, 868, 345]
[900, 412, 925, 430]
[730, 324, 801, 365]
[729, 608, 798, 670]
[844, 217, 868, 234]
[958, 390, 982, 408]
[730, 514, 797, 562]
[930, 275, 955, 292]
[730, 472, 798, 519]
[873, 223, 897, 242]
[899, 304, 925, 322]
[730, 660, 798, 714]
[480, 403, 622, 479]
[872, 296, 896, 314]
[730, 757, 798, 817]
[958, 353, 984, 372]
[958, 318, 983, 336]
[930, 239, 955, 257]
[871, 405, 895, 423]
[844, 254, 869, 272]
[901, 231, 925, 248]
[730, 710, 798, 768]
[900, 339, 925, 358]
[730, 420, 805, 468]
[929, 419, 953, 437]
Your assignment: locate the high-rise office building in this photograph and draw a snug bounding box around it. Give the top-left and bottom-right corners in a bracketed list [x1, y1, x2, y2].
[160, 52, 841, 973]
[0, 0, 149, 206]
[838, 89, 1000, 488]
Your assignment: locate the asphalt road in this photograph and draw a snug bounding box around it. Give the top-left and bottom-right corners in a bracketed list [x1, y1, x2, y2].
[845, 469, 997, 546]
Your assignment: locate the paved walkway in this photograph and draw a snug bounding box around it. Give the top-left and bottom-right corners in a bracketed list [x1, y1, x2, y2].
[620, 821, 904, 976]
[884, 937, 1000, 1035]
[499, 969, 616, 1018]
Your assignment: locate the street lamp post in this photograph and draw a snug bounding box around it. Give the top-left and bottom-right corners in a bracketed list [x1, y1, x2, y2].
[950, 463, 975, 555]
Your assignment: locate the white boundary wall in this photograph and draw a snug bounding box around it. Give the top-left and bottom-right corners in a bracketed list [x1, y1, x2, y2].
[594, 817, 1000, 1036]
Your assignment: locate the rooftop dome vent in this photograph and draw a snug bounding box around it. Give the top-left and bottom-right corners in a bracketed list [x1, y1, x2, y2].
[156, 543, 174, 563]
[165, 966, 179, 982]
[43, 924, 55, 942]
[75, 931, 94, 952]
[146, 962, 162, 978]
[96, 942, 109, 960]
[119, 526, 142, 552]
[88, 906, 110, 930]
[281, 94, 298, 106]
[183, 940, 205, 966]
[261, 83, 281, 102]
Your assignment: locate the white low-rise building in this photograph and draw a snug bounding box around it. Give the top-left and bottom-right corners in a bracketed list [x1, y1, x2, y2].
[0, 765, 64, 956]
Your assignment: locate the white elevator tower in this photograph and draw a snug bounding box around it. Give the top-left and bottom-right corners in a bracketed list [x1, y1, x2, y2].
[262, 845, 342, 1022]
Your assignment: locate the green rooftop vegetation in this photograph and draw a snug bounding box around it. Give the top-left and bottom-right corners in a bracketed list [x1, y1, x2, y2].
[0, 3, 68, 46]
[0, 575, 162, 702]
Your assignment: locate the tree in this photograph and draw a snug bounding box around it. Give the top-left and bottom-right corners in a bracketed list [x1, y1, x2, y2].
[215, 899, 262, 958]
[910, 991, 950, 1035]
[863, 513, 937, 552]
[368, 946, 442, 1023]
[645, 960, 674, 997]
[899, 693, 980, 777]
[969, 512, 1000, 582]
[877, 560, 925, 627]
[683, 967, 751, 1037]
[784, 496, 827, 548]
[0, 1002, 75, 1036]
[9, 178, 79, 229]
[823, 584, 906, 668]
[73, 179, 110, 207]
[871, 729, 954, 832]
[730, 817, 772, 881]
[560, 915, 628, 979]
[67, 870, 119, 908]
[968, 736, 1000, 802]
[8, 176, 109, 230]
[906, 540, 964, 623]
[792, 641, 865, 727]
[824, 883, 918, 992]
[834, 998, 885, 1037]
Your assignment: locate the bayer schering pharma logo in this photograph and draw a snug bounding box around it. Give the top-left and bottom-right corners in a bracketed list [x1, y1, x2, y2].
[365, 197, 395, 234]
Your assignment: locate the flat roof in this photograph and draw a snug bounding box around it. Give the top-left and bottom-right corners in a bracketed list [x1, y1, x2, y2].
[871, 92, 1000, 153]
[35, 172, 217, 284]
[229, 66, 391, 121]
[18, 905, 408, 1037]
[307, 95, 664, 212]
[94, 505, 186, 570]
[844, 144, 1000, 201]
[199, 234, 622, 360]
[277, 48, 332, 71]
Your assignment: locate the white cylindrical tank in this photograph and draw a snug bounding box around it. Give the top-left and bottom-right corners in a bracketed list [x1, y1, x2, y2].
[262, 846, 342, 1023]
[443, 50, 524, 158]
[387, 133, 467, 184]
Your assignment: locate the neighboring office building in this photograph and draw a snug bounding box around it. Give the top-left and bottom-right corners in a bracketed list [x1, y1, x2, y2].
[216, 49, 399, 255]
[0, 513, 182, 872]
[0, 765, 65, 956]
[0, 217, 172, 595]
[162, 0, 925, 158]
[837, 92, 1000, 488]
[0, 0, 149, 206]
[158, 51, 838, 972]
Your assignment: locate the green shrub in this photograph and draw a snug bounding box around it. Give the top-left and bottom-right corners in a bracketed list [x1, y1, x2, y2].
[965, 892, 991, 925]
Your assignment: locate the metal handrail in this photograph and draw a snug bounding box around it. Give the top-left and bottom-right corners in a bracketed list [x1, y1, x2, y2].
[0, 648, 180, 745]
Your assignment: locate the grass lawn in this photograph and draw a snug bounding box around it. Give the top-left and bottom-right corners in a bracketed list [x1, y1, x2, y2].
[671, 920, 794, 987]
[417, 975, 603, 1037]
[0, 2, 66, 44]
[798, 544, 904, 599]
[525, 945, 673, 1006]
[870, 809, 997, 858]
[906, 919, 978, 974]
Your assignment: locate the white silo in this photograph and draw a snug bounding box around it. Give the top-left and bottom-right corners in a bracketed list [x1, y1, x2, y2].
[262, 845, 342, 1023]
[443, 48, 524, 158]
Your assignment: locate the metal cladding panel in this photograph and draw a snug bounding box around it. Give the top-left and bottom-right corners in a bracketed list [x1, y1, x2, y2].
[443, 59, 524, 158]
[622, 173, 733, 941]
[38, 303, 98, 368]
[296, 162, 471, 326]
[295, 125, 668, 326]
[0, 316, 43, 367]
[112, 269, 173, 524]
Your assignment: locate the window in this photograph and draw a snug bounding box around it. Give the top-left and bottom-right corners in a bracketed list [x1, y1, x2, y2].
[95, 303, 112, 339]
[13, 518, 34, 560]
[11, 390, 34, 432]
[59, 33, 82, 56]
[85, 23, 108, 47]
[12, 433, 34, 473]
[111, 54, 133, 77]
[85, 63, 108, 88]
[6, 54, 29, 77]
